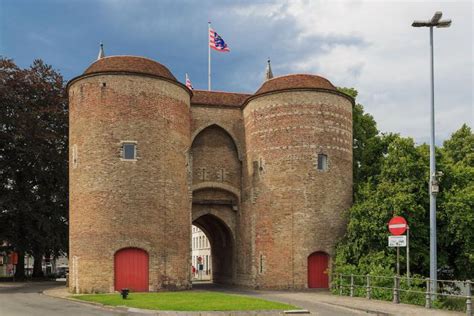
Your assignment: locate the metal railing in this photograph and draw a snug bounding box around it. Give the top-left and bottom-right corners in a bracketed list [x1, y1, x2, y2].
[331, 273, 472, 316]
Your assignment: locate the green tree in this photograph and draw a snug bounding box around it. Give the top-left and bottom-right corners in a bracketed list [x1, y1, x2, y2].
[335, 124, 474, 280]
[337, 87, 396, 192]
[335, 135, 430, 275]
[0, 57, 68, 279]
[437, 125, 474, 279]
[442, 124, 474, 165]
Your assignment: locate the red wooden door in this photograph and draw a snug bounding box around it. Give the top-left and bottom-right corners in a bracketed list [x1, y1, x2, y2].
[114, 248, 149, 292]
[308, 252, 329, 288]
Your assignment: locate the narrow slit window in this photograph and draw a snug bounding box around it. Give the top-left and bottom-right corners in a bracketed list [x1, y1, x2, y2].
[72, 144, 78, 168]
[317, 154, 328, 171]
[122, 143, 136, 160]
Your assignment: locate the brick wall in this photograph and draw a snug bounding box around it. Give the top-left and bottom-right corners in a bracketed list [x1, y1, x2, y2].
[243, 90, 353, 289]
[69, 74, 191, 293]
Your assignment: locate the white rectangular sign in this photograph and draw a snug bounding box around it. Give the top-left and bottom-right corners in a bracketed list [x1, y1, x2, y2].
[388, 235, 407, 247]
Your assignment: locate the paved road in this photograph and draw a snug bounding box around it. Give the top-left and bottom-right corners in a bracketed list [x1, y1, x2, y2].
[193, 283, 361, 316]
[0, 281, 360, 316]
[0, 281, 130, 316]
[192, 283, 462, 316]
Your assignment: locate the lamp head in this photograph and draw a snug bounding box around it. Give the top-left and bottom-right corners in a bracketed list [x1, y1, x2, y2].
[412, 21, 431, 27]
[437, 20, 452, 28]
[431, 11, 443, 24]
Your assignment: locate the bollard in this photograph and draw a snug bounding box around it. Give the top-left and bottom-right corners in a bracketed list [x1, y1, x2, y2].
[393, 276, 400, 304]
[366, 274, 371, 300]
[425, 278, 431, 309]
[339, 273, 343, 296]
[120, 288, 129, 299]
[466, 280, 472, 316]
[350, 274, 354, 297]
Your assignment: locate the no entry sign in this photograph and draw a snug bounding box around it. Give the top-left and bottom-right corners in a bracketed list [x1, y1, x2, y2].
[388, 216, 407, 235]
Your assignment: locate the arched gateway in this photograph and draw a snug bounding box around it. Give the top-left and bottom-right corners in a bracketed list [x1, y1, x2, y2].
[68, 55, 353, 293]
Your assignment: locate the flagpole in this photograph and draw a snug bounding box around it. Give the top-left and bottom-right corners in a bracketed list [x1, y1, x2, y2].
[208, 21, 211, 91]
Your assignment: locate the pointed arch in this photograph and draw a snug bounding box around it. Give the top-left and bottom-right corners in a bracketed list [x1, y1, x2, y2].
[192, 213, 235, 284]
[191, 123, 242, 161]
[191, 124, 242, 191]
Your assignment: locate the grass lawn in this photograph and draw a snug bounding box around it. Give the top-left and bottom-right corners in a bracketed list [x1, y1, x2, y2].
[74, 290, 299, 311]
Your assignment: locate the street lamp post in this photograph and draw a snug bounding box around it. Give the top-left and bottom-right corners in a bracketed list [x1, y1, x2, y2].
[412, 11, 451, 297]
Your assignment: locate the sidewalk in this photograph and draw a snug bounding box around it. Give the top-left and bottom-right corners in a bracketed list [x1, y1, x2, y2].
[43, 285, 71, 299]
[248, 290, 464, 316]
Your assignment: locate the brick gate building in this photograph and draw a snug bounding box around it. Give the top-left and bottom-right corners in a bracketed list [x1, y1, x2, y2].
[68, 55, 353, 293]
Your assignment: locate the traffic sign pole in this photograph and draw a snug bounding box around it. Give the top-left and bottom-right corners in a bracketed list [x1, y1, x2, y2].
[407, 225, 410, 285]
[397, 246, 400, 276]
[388, 216, 408, 278]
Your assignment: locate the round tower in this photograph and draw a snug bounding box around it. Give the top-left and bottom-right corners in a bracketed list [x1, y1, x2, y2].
[68, 56, 191, 293]
[243, 74, 354, 289]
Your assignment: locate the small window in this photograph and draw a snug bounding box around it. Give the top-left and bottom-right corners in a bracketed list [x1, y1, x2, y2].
[317, 154, 328, 171]
[72, 144, 78, 168]
[122, 143, 136, 160]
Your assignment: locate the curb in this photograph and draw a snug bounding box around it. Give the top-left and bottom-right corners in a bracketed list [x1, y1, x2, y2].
[42, 289, 130, 313]
[317, 301, 391, 315]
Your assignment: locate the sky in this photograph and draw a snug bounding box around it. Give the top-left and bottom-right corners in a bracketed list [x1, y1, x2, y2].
[1, 0, 472, 144]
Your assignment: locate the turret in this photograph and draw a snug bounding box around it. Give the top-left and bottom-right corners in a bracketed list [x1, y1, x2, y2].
[243, 74, 354, 289]
[67, 56, 192, 293]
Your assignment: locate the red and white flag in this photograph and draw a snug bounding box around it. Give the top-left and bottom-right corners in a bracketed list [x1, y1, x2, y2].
[185, 73, 193, 90]
[209, 28, 230, 52]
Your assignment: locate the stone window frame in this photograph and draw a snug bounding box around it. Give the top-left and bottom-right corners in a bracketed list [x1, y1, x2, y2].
[120, 141, 138, 161]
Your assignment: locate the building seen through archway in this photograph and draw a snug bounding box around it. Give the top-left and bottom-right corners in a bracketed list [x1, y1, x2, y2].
[191, 225, 211, 281]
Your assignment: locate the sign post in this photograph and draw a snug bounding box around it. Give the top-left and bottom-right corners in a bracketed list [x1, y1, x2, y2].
[388, 216, 408, 277]
[197, 257, 203, 280]
[388, 235, 407, 276]
[407, 225, 410, 285]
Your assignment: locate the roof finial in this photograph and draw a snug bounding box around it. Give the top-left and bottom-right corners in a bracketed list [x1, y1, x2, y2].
[97, 42, 105, 60]
[265, 58, 273, 81]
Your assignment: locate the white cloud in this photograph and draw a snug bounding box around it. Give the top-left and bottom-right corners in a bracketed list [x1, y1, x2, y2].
[59, 0, 472, 143]
[237, 0, 473, 143]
